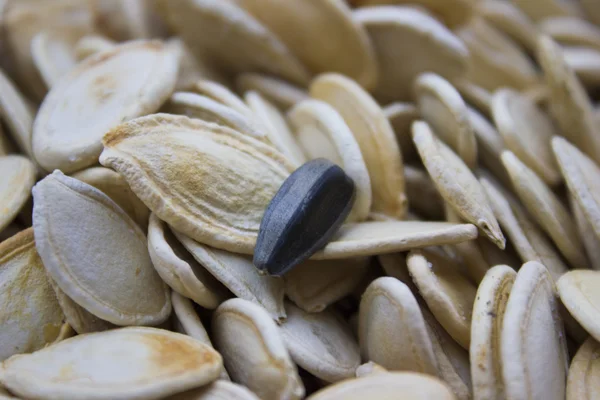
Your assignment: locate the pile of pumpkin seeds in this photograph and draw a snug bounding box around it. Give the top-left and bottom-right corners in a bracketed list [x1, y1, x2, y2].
[1, 0, 600, 399]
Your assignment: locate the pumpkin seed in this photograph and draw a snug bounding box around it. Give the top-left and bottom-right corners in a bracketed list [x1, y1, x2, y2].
[558, 270, 600, 343]
[160, 0, 310, 85]
[165, 381, 260, 400]
[236, 73, 309, 110]
[540, 16, 600, 50]
[537, 35, 600, 165]
[234, 0, 378, 90]
[30, 28, 79, 88]
[501, 261, 569, 400]
[100, 113, 295, 254]
[306, 372, 456, 400]
[212, 298, 304, 400]
[148, 214, 229, 309]
[355, 6, 468, 102]
[566, 337, 600, 400]
[359, 276, 439, 375]
[288, 99, 372, 222]
[510, 0, 583, 21]
[407, 250, 477, 350]
[311, 73, 407, 218]
[0, 327, 223, 400]
[0, 68, 35, 158]
[32, 171, 171, 326]
[281, 301, 360, 383]
[74, 34, 117, 61]
[0, 228, 64, 362]
[412, 120, 505, 248]
[384, 102, 420, 163]
[33, 40, 179, 173]
[415, 72, 478, 169]
[188, 80, 255, 120]
[470, 265, 516, 400]
[501, 150, 588, 269]
[0, 155, 36, 233]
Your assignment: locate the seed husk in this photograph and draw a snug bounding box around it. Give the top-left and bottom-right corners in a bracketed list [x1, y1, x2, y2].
[281, 301, 360, 383]
[501, 150, 588, 269]
[31, 28, 79, 88]
[407, 250, 477, 350]
[0, 327, 223, 400]
[283, 258, 369, 313]
[412, 120, 505, 248]
[288, 99, 372, 222]
[32, 170, 171, 326]
[501, 261, 569, 400]
[491, 88, 561, 186]
[0, 228, 64, 362]
[359, 276, 439, 375]
[164, 381, 260, 400]
[212, 298, 304, 400]
[234, 0, 378, 90]
[310, 73, 407, 218]
[163, 91, 267, 142]
[415, 72, 478, 169]
[470, 265, 516, 400]
[537, 35, 600, 165]
[254, 158, 355, 276]
[245, 90, 306, 166]
[0, 68, 35, 158]
[33, 40, 179, 173]
[148, 214, 229, 309]
[557, 270, 600, 343]
[187, 79, 254, 120]
[479, 175, 569, 281]
[0, 155, 36, 233]
[160, 0, 310, 85]
[355, 6, 468, 103]
[306, 372, 456, 400]
[100, 113, 295, 254]
[236, 73, 309, 111]
[566, 337, 600, 400]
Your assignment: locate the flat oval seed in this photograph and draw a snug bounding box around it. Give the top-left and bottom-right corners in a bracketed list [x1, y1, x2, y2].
[71, 166, 149, 229]
[404, 165, 445, 220]
[281, 302, 360, 383]
[288, 99, 372, 222]
[407, 250, 477, 350]
[212, 298, 304, 400]
[254, 158, 355, 276]
[384, 102, 420, 163]
[161, 0, 309, 85]
[31, 28, 79, 88]
[74, 34, 117, 61]
[537, 35, 600, 165]
[470, 265, 516, 400]
[501, 150, 588, 268]
[501, 261, 569, 400]
[234, 0, 378, 90]
[354, 6, 468, 103]
[175, 231, 285, 321]
[147, 214, 229, 309]
[412, 120, 505, 248]
[306, 372, 456, 400]
[0, 228, 64, 362]
[552, 136, 600, 244]
[32, 171, 171, 326]
[0, 155, 36, 232]
[244, 91, 306, 166]
[557, 270, 600, 343]
[562, 47, 600, 88]
[567, 337, 600, 400]
[100, 113, 295, 254]
[236, 73, 309, 110]
[163, 92, 267, 142]
[453, 78, 493, 117]
[46, 275, 115, 335]
[165, 381, 260, 400]
[284, 258, 369, 313]
[571, 197, 600, 271]
[511, 0, 583, 21]
[359, 277, 438, 375]
[310, 73, 407, 218]
[479, 176, 569, 281]
[539, 17, 600, 50]
[187, 80, 255, 120]
[0, 67, 35, 157]
[32, 40, 179, 173]
[0, 327, 223, 400]
[492, 88, 561, 185]
[415, 73, 478, 169]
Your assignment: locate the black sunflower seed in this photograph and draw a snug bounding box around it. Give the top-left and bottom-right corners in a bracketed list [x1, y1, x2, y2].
[253, 158, 355, 276]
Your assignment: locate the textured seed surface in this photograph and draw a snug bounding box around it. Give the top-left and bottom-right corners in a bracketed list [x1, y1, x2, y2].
[254, 158, 355, 276]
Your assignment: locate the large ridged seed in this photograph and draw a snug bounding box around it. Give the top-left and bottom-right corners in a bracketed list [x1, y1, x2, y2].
[253, 158, 355, 276]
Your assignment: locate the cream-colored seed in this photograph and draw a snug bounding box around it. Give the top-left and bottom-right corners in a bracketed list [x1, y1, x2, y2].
[3, 2, 600, 399]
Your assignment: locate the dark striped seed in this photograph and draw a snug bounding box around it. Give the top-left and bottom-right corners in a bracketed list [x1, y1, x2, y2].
[253, 158, 356, 276]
